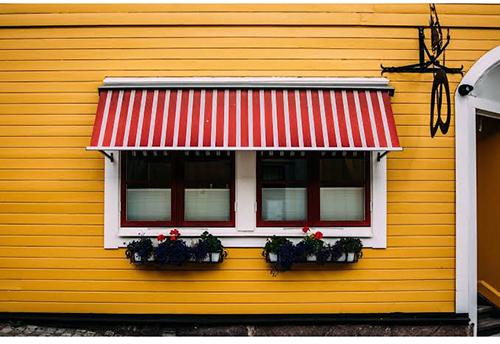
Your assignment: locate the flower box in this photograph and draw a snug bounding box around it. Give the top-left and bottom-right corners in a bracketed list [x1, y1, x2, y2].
[189, 252, 223, 263]
[262, 230, 363, 274]
[267, 253, 278, 262]
[126, 230, 226, 266]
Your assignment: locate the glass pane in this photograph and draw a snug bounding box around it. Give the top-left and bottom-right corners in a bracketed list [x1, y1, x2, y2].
[184, 189, 230, 221]
[184, 158, 231, 188]
[320, 187, 365, 221]
[126, 152, 172, 187]
[261, 158, 307, 183]
[320, 156, 365, 187]
[126, 154, 148, 181]
[262, 187, 306, 221]
[126, 188, 171, 221]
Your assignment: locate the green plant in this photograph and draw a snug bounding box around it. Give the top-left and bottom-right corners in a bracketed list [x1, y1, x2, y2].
[295, 227, 325, 260]
[262, 236, 294, 256]
[199, 231, 224, 253]
[125, 237, 154, 264]
[338, 237, 363, 257]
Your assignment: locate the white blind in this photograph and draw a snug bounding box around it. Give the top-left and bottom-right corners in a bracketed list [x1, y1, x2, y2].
[126, 188, 171, 221]
[184, 188, 230, 221]
[320, 187, 365, 221]
[262, 187, 306, 221]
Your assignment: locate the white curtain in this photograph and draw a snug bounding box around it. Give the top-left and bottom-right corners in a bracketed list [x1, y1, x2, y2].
[184, 189, 230, 221]
[126, 188, 171, 221]
[320, 187, 365, 221]
[262, 187, 307, 221]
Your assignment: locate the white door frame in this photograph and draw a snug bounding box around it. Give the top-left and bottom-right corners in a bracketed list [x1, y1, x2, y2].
[455, 46, 500, 335]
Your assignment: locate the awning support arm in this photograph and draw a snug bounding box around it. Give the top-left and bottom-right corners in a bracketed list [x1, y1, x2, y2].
[99, 150, 114, 163]
[377, 151, 389, 162]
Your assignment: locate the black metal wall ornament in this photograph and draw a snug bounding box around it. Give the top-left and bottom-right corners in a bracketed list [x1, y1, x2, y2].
[381, 4, 463, 138]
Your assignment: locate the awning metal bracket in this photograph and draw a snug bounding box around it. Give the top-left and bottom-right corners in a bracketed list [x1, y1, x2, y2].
[377, 151, 389, 162]
[99, 150, 114, 163]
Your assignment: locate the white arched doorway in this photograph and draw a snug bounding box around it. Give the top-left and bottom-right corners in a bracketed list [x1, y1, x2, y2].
[455, 46, 500, 334]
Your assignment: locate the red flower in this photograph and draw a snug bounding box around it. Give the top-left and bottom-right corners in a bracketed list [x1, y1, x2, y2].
[302, 226, 310, 234]
[169, 228, 180, 241]
[157, 234, 166, 242]
[314, 231, 323, 240]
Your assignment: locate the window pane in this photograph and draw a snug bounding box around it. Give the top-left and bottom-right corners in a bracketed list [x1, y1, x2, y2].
[184, 158, 231, 188]
[185, 189, 230, 221]
[183, 155, 232, 222]
[126, 188, 171, 221]
[320, 156, 365, 187]
[262, 187, 307, 221]
[320, 187, 364, 221]
[261, 157, 307, 183]
[319, 154, 367, 221]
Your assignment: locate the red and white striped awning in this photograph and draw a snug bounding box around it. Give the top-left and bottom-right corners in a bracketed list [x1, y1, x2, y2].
[88, 82, 401, 151]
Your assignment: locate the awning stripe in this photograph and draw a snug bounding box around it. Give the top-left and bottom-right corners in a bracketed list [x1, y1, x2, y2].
[89, 88, 401, 151]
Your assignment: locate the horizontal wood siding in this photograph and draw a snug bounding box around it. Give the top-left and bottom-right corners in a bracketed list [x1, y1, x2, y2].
[0, 4, 498, 315]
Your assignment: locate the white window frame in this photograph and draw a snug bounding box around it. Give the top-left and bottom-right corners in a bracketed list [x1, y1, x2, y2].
[104, 150, 387, 249]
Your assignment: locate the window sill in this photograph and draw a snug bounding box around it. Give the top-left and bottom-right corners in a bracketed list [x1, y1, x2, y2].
[117, 226, 375, 248]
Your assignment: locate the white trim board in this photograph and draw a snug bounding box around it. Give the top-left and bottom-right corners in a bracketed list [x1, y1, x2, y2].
[103, 151, 387, 249]
[455, 46, 500, 335]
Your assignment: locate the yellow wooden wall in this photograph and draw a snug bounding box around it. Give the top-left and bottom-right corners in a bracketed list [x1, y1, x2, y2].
[0, 4, 499, 315]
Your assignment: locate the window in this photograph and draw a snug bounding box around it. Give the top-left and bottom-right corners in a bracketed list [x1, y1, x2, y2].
[121, 152, 234, 227]
[257, 152, 370, 227]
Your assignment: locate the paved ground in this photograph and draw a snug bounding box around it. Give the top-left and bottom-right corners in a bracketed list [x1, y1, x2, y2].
[0, 321, 471, 336]
[0, 321, 176, 336]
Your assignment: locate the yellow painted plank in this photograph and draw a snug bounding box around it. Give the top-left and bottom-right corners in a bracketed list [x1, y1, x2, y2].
[0, 159, 102, 170]
[0, 47, 487, 62]
[0, 225, 102, 236]
[0, 70, 460, 82]
[0, 268, 455, 281]
[387, 236, 454, 247]
[0, 214, 103, 226]
[0, 25, 497, 40]
[388, 203, 454, 214]
[0, 191, 102, 203]
[387, 192, 454, 203]
[0, 301, 455, 314]
[0, 11, 499, 28]
[0, 4, 496, 15]
[388, 214, 455, 226]
[387, 159, 454, 170]
[0, 148, 97, 158]
[0, 290, 454, 303]
[0, 257, 455, 271]
[0, 137, 92, 148]
[0, 127, 92, 138]
[0, 279, 454, 293]
[387, 181, 454, 192]
[0, 180, 102, 191]
[389, 225, 455, 236]
[387, 170, 455, 181]
[0, 170, 102, 180]
[0, 203, 102, 214]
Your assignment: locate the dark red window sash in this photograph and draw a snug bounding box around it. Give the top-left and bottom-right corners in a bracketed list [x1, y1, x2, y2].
[121, 152, 235, 228]
[256, 152, 371, 228]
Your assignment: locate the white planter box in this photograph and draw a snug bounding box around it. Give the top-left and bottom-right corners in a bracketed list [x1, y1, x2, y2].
[347, 252, 356, 262]
[134, 252, 154, 263]
[268, 253, 278, 262]
[210, 252, 221, 263]
[333, 252, 357, 263]
[306, 254, 317, 262]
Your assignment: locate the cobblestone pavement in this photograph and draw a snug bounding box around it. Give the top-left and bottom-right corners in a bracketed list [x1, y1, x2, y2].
[0, 320, 473, 336]
[0, 321, 176, 336]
